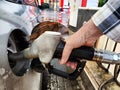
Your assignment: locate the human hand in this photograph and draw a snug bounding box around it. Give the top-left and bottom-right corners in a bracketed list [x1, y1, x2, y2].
[59, 19, 103, 69]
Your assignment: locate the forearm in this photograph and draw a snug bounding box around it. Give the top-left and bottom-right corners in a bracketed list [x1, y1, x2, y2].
[75, 19, 103, 47]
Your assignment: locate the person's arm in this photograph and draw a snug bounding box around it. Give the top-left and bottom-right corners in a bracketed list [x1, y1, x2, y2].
[60, 0, 120, 68]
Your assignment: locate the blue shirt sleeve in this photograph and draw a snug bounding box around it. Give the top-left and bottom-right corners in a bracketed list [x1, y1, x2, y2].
[92, 0, 120, 42]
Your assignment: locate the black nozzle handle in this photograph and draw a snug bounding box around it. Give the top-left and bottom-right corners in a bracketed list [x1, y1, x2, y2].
[49, 40, 95, 80]
[53, 40, 95, 62]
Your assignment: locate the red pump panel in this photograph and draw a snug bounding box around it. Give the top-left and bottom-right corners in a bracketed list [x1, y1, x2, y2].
[81, 0, 87, 7]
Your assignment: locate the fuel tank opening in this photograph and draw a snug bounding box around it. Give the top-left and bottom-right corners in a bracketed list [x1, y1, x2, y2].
[7, 29, 31, 76]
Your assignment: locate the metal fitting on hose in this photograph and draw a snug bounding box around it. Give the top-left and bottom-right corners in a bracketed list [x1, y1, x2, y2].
[93, 49, 120, 64]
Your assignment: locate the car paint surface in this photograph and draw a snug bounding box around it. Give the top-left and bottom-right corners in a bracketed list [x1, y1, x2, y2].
[0, 1, 42, 90]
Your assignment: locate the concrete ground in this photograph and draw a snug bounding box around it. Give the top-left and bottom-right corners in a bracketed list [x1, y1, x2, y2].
[46, 59, 86, 90]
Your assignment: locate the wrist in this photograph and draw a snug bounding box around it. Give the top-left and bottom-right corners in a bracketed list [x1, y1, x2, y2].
[79, 19, 103, 46]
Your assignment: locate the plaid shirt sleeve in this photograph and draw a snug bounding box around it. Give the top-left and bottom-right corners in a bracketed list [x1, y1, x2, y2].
[92, 0, 120, 42]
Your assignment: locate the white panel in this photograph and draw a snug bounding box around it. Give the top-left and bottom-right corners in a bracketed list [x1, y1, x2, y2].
[86, 0, 98, 7]
[69, 0, 81, 27]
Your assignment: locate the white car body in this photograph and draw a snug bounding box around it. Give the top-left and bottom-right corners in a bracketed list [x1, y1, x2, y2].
[0, 0, 42, 90]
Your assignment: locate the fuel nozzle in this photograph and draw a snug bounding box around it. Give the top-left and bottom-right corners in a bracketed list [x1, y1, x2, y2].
[8, 31, 61, 76]
[8, 31, 120, 79]
[9, 31, 61, 64]
[54, 40, 120, 64]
